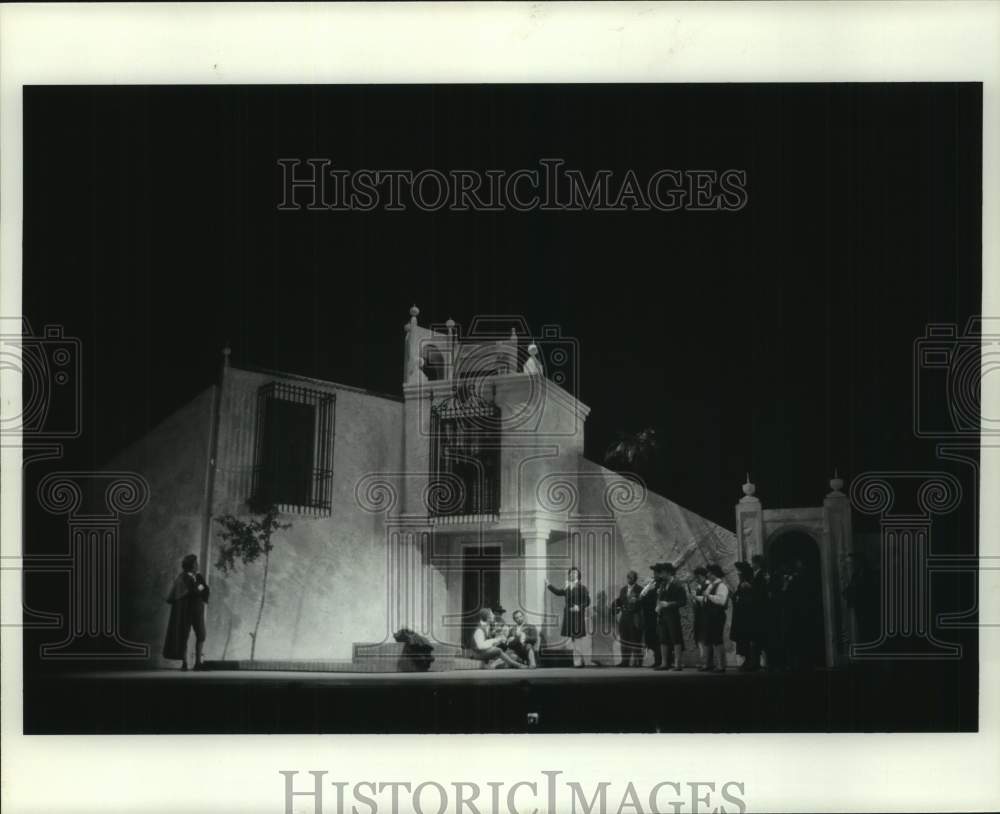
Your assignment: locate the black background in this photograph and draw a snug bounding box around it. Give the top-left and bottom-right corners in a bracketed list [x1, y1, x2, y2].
[23, 84, 981, 530]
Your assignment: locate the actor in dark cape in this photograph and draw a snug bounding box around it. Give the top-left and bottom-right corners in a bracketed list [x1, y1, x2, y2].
[613, 570, 644, 666]
[163, 553, 209, 670]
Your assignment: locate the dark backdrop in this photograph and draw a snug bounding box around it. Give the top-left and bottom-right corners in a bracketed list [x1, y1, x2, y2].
[23, 83, 981, 531]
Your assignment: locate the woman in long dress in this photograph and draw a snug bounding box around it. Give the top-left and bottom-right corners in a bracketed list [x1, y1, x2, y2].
[163, 553, 209, 670]
[545, 567, 598, 668]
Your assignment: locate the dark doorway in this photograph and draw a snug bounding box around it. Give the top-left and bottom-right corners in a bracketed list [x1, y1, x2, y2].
[461, 545, 501, 649]
[767, 531, 826, 668]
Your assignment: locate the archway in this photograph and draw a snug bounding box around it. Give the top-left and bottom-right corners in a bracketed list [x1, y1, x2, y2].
[767, 530, 826, 669]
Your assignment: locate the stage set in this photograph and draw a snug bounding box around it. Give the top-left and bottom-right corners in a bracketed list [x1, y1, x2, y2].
[22, 306, 977, 733]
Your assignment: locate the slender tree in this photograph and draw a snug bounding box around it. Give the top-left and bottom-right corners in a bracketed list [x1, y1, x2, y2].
[604, 426, 659, 480]
[214, 504, 291, 661]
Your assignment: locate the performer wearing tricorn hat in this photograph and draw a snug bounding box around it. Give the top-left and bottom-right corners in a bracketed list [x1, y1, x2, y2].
[638, 564, 663, 668]
[613, 570, 644, 667]
[652, 562, 687, 671]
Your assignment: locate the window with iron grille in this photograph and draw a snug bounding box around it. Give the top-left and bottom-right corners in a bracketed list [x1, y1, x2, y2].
[251, 382, 335, 515]
[430, 384, 501, 520]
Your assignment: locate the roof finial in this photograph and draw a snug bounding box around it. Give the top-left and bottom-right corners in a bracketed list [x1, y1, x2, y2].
[222, 343, 231, 368]
[829, 469, 845, 495]
[409, 304, 420, 318]
[742, 473, 756, 498]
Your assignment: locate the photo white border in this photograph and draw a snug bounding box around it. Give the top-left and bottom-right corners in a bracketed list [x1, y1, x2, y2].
[2, 2, 998, 812]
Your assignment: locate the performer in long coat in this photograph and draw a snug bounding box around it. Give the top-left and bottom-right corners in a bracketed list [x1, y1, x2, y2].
[639, 570, 663, 668]
[545, 567, 597, 667]
[163, 553, 209, 670]
[653, 562, 688, 671]
[613, 570, 644, 667]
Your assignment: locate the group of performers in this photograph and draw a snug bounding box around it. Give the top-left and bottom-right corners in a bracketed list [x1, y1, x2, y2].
[471, 606, 540, 669]
[616, 554, 825, 672]
[614, 561, 731, 671]
[162, 550, 829, 673]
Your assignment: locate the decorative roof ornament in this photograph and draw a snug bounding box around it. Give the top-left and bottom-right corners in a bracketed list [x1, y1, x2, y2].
[829, 468, 845, 496]
[742, 472, 756, 498]
[523, 343, 543, 376]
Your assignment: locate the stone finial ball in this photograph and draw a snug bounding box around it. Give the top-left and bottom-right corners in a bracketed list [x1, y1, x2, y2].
[446, 318, 456, 330]
[742, 481, 756, 497]
[410, 305, 420, 317]
[528, 343, 539, 356]
[830, 475, 844, 492]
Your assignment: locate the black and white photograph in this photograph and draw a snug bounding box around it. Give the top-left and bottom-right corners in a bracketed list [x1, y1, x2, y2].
[2, 3, 999, 813]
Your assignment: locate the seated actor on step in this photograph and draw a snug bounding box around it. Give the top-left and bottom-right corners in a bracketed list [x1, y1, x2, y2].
[653, 562, 687, 671]
[507, 609, 539, 668]
[472, 608, 525, 669]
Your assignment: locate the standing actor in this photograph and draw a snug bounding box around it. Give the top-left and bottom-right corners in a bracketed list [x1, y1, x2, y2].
[545, 567, 598, 667]
[653, 562, 687, 671]
[613, 570, 644, 667]
[639, 567, 663, 668]
[163, 553, 210, 671]
[690, 566, 710, 670]
[695, 563, 729, 673]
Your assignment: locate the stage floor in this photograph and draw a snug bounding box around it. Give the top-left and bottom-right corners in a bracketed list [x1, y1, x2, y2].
[50, 665, 752, 685]
[23, 660, 977, 734]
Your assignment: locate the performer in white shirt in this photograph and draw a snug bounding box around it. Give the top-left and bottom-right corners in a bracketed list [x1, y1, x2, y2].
[693, 563, 730, 673]
[471, 608, 526, 669]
